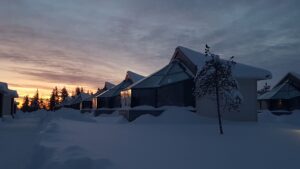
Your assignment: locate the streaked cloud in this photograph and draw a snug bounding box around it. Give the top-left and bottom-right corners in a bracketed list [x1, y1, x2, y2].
[0, 0, 299, 97]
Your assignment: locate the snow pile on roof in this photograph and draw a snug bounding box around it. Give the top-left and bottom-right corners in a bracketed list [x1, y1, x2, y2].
[126, 71, 145, 83]
[73, 93, 92, 103]
[105, 82, 115, 90]
[98, 71, 145, 97]
[290, 72, 300, 79]
[127, 61, 193, 89]
[258, 81, 300, 100]
[174, 46, 272, 80]
[58, 97, 74, 107]
[0, 82, 18, 97]
[259, 72, 300, 100]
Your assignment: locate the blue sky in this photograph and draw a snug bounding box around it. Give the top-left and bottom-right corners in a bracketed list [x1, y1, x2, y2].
[0, 0, 299, 97]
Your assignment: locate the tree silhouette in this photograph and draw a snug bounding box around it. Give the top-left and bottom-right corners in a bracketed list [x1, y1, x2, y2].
[194, 45, 242, 134]
[29, 89, 40, 112]
[21, 95, 30, 112]
[39, 98, 47, 110]
[75, 87, 81, 96]
[61, 87, 69, 102]
[49, 86, 60, 111]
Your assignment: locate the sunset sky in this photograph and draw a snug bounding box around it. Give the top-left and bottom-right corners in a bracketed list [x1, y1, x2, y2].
[1, 0, 300, 100]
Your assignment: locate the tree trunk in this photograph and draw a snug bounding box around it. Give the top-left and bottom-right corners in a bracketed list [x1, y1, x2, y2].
[215, 72, 224, 135]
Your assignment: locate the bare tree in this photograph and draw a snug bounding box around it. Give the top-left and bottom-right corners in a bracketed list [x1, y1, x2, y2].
[194, 45, 242, 134]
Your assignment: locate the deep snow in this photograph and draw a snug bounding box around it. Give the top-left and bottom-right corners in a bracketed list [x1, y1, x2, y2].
[0, 108, 300, 169]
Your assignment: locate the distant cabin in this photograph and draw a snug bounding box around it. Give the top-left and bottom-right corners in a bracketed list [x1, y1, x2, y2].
[0, 82, 18, 118]
[57, 96, 73, 109]
[258, 72, 300, 111]
[58, 93, 93, 110]
[122, 46, 271, 121]
[96, 71, 144, 108]
[92, 82, 115, 109]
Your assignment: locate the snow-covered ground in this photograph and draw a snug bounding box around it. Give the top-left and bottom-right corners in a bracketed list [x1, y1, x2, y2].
[1, 108, 300, 169]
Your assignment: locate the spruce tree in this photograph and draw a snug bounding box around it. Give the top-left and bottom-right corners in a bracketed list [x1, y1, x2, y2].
[29, 89, 40, 112]
[61, 87, 69, 102]
[53, 86, 60, 105]
[21, 95, 30, 112]
[75, 87, 81, 96]
[48, 86, 60, 111]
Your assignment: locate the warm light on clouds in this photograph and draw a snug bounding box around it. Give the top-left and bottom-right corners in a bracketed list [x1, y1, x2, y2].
[0, 0, 300, 99]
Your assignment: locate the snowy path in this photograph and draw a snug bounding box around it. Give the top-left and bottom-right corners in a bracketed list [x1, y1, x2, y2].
[1, 109, 300, 169]
[0, 115, 42, 169]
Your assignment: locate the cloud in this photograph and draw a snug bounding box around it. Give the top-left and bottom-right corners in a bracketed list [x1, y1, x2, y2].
[0, 0, 300, 93]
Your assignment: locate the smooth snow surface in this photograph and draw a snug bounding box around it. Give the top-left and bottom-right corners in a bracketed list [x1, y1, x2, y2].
[175, 46, 272, 80]
[1, 108, 300, 169]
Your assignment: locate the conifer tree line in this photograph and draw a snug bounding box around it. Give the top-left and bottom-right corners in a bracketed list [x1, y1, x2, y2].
[20, 86, 91, 112]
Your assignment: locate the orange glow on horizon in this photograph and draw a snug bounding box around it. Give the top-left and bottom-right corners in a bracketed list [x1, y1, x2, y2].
[10, 85, 97, 109]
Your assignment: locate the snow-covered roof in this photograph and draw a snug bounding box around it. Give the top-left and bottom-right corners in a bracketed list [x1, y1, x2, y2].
[173, 46, 272, 80]
[126, 60, 193, 89]
[126, 71, 145, 83]
[275, 72, 300, 89]
[0, 82, 18, 97]
[97, 71, 145, 98]
[57, 97, 74, 107]
[73, 93, 92, 104]
[290, 72, 300, 79]
[258, 81, 300, 100]
[105, 82, 115, 90]
[92, 82, 116, 97]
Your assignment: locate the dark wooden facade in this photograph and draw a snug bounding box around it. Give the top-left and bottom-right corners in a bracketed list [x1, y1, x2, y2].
[130, 79, 195, 108]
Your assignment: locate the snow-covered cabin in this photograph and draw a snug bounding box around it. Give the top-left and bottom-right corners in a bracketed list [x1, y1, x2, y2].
[123, 46, 271, 121]
[96, 71, 144, 108]
[56, 96, 73, 109]
[0, 82, 18, 118]
[121, 58, 194, 108]
[258, 72, 300, 110]
[67, 93, 92, 110]
[92, 82, 115, 109]
[58, 93, 92, 110]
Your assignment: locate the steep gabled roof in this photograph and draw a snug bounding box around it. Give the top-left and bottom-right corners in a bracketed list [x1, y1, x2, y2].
[172, 46, 272, 80]
[72, 93, 92, 104]
[126, 46, 272, 90]
[92, 82, 116, 97]
[127, 60, 193, 89]
[104, 82, 115, 90]
[275, 72, 300, 89]
[125, 71, 145, 83]
[258, 81, 300, 100]
[97, 71, 144, 98]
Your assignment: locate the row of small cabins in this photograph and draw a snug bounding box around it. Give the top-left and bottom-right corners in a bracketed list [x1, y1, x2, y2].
[57, 46, 275, 121]
[1, 46, 299, 121]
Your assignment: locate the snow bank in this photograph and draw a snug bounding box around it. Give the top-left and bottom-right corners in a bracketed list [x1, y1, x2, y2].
[133, 106, 214, 124]
[2, 108, 300, 169]
[258, 110, 300, 126]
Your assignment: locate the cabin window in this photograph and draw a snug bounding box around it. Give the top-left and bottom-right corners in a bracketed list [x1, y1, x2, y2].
[278, 99, 282, 106]
[121, 90, 131, 108]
